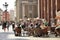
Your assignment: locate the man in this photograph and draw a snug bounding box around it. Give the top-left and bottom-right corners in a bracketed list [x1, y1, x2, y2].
[12, 22, 15, 31]
[2, 21, 7, 32]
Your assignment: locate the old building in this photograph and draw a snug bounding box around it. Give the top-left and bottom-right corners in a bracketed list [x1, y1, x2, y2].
[2, 10, 10, 21]
[16, 0, 38, 22]
[9, 10, 16, 21]
[0, 9, 3, 22]
[39, 0, 58, 25]
[16, 0, 60, 25]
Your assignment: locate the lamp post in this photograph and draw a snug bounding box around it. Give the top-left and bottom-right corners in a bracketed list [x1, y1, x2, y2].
[3, 2, 8, 11]
[3, 2, 8, 21]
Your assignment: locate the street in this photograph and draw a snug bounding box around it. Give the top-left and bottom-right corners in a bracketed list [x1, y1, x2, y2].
[0, 25, 60, 40]
[0, 25, 30, 40]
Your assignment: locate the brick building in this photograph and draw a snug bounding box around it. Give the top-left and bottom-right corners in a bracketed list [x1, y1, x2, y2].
[2, 10, 10, 21]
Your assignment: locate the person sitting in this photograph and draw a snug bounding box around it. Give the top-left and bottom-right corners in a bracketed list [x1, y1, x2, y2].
[44, 20, 48, 26]
[51, 23, 56, 33]
[40, 23, 48, 36]
[55, 24, 60, 37]
[55, 19, 60, 30]
[40, 23, 47, 30]
[55, 24, 60, 30]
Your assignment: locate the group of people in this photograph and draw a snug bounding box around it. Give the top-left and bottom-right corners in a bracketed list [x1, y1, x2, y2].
[17, 19, 49, 31]
[1, 18, 50, 32]
[16, 18, 60, 34]
[1, 18, 60, 37]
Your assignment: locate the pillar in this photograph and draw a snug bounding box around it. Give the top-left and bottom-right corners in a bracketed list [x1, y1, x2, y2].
[38, 0, 40, 18]
[47, 0, 49, 22]
[41, 0, 42, 18]
[51, 0, 53, 18]
[44, 0, 46, 19]
[22, 5, 25, 19]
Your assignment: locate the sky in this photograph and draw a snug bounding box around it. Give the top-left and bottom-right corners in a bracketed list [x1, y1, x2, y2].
[0, 0, 15, 11]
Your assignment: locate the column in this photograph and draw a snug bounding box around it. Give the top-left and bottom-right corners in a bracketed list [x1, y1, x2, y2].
[22, 4, 25, 19]
[38, 0, 40, 18]
[47, 0, 49, 22]
[51, 0, 53, 18]
[39, 0, 41, 18]
[44, 0, 45, 19]
[32, 5, 33, 18]
[41, 0, 42, 18]
[55, 0, 57, 15]
[55, 0, 57, 24]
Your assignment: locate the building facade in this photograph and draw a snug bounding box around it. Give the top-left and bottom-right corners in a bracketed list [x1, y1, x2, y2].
[16, 0, 60, 24]
[39, 0, 60, 25]
[9, 10, 16, 21]
[2, 10, 10, 21]
[38, 0, 60, 25]
[57, 0, 60, 10]
[0, 9, 3, 22]
[16, 0, 38, 22]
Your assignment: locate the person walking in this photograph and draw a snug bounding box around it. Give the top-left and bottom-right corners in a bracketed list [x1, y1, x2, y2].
[6, 21, 10, 31]
[2, 21, 7, 32]
[12, 22, 15, 31]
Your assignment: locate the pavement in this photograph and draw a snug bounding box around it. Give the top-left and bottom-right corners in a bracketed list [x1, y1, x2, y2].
[0, 25, 60, 40]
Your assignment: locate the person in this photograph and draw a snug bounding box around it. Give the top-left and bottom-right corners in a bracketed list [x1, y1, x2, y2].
[6, 21, 10, 31]
[51, 23, 56, 32]
[44, 20, 48, 26]
[40, 23, 47, 30]
[55, 24, 60, 30]
[2, 21, 7, 32]
[55, 19, 60, 30]
[55, 24, 60, 36]
[40, 22, 48, 36]
[12, 22, 15, 31]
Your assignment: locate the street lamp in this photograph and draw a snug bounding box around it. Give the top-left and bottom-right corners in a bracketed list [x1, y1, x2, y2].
[3, 2, 8, 21]
[3, 2, 8, 11]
